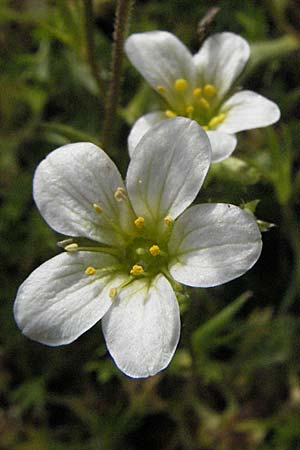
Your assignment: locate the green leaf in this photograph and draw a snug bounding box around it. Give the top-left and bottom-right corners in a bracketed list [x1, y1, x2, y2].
[192, 291, 252, 353]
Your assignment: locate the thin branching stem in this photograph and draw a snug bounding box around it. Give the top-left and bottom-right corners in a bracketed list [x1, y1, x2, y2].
[102, 0, 134, 151]
[82, 0, 105, 96]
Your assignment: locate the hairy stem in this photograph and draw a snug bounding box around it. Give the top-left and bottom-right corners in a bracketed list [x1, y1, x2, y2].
[102, 0, 134, 151]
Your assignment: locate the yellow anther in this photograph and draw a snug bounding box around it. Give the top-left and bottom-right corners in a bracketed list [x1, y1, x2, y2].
[65, 243, 79, 252]
[165, 110, 177, 118]
[109, 287, 117, 299]
[149, 244, 160, 256]
[208, 113, 226, 128]
[156, 85, 166, 94]
[198, 97, 210, 110]
[164, 215, 174, 227]
[174, 78, 188, 92]
[130, 264, 144, 276]
[85, 266, 97, 276]
[114, 187, 127, 202]
[203, 84, 217, 98]
[193, 87, 202, 97]
[57, 238, 74, 248]
[134, 216, 145, 228]
[93, 203, 103, 214]
[202, 126, 209, 131]
[186, 105, 194, 117]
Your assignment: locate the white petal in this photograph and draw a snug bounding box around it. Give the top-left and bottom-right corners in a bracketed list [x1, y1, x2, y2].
[14, 252, 126, 346]
[218, 90, 281, 133]
[125, 31, 196, 106]
[128, 111, 165, 157]
[193, 32, 250, 100]
[206, 130, 237, 163]
[168, 204, 262, 287]
[126, 117, 211, 225]
[102, 274, 180, 378]
[33, 142, 134, 245]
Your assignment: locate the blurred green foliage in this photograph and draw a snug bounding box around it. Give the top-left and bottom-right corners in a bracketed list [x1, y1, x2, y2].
[1, 0, 300, 449]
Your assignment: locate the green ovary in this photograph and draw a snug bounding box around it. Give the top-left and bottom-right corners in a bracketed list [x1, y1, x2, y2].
[158, 78, 226, 130]
[123, 236, 169, 277]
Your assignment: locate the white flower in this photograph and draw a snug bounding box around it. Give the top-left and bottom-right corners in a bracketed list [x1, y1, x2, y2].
[14, 118, 262, 378]
[125, 31, 280, 162]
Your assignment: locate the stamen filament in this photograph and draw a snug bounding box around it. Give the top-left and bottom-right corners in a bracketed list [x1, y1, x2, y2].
[109, 276, 135, 299]
[67, 245, 119, 256]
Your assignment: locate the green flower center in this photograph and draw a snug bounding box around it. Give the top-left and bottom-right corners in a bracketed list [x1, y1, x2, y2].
[62, 206, 175, 297]
[156, 78, 226, 131]
[123, 236, 169, 277]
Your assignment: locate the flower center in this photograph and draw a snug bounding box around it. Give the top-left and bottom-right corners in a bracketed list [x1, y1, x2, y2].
[156, 78, 226, 130]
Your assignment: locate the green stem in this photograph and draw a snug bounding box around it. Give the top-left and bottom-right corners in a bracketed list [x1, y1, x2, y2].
[102, 0, 134, 151]
[82, 0, 105, 96]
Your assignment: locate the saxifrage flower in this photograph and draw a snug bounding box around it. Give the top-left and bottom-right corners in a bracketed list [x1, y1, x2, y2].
[125, 31, 280, 162]
[14, 118, 262, 378]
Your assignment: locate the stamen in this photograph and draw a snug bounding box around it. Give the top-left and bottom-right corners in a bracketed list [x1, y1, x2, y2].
[165, 110, 177, 118]
[85, 266, 97, 276]
[149, 244, 160, 256]
[114, 187, 127, 202]
[65, 243, 79, 252]
[186, 105, 194, 118]
[134, 216, 145, 228]
[136, 247, 146, 256]
[109, 276, 135, 299]
[93, 203, 103, 214]
[198, 98, 210, 110]
[203, 84, 217, 98]
[174, 78, 188, 92]
[193, 87, 202, 97]
[109, 287, 117, 299]
[156, 85, 166, 94]
[164, 216, 174, 227]
[208, 113, 226, 128]
[130, 264, 144, 276]
[57, 238, 74, 248]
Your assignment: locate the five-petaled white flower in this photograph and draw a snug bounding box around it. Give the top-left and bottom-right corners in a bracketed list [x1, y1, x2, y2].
[125, 31, 280, 162]
[14, 118, 262, 378]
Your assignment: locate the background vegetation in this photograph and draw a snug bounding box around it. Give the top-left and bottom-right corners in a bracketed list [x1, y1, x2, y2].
[1, 0, 300, 449]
